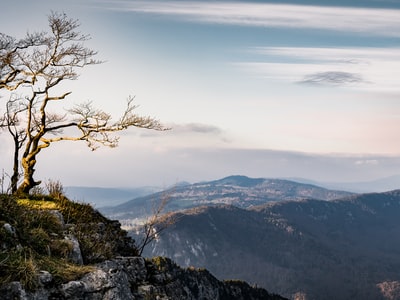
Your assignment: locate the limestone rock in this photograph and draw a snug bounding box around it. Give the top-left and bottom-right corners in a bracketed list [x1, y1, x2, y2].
[64, 234, 83, 265]
[0, 256, 286, 300]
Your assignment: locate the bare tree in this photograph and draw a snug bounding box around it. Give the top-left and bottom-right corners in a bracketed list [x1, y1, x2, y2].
[0, 94, 27, 193]
[136, 193, 178, 256]
[0, 12, 168, 195]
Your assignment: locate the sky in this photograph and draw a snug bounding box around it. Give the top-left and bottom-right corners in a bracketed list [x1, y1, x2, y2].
[1, 0, 400, 189]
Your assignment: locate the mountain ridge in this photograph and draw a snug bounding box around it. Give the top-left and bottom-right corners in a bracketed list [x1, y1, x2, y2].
[100, 175, 353, 221]
[67, 174, 400, 209]
[139, 189, 400, 300]
[283, 174, 400, 193]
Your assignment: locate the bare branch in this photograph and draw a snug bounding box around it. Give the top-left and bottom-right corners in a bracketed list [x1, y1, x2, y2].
[136, 191, 179, 256]
[63, 98, 169, 150]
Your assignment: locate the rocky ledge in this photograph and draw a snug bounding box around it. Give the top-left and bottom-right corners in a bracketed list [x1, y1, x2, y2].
[1, 256, 286, 300]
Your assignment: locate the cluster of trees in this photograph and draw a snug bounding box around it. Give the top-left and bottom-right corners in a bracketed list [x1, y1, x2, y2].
[0, 12, 167, 195]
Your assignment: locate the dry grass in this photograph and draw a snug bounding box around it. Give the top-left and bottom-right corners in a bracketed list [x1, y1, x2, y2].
[0, 191, 134, 290]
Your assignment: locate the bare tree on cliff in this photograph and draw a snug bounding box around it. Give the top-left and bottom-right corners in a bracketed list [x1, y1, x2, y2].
[136, 193, 178, 256]
[0, 12, 168, 195]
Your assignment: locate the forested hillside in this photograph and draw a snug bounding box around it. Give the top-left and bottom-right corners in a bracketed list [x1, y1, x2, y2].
[139, 190, 400, 299]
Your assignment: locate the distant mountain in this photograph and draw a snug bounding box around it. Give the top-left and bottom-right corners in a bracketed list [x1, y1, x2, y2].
[285, 175, 400, 193]
[100, 175, 353, 221]
[140, 190, 400, 300]
[65, 186, 162, 208]
[323, 175, 400, 193]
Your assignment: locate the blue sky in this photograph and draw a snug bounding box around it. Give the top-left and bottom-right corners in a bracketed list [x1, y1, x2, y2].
[1, 0, 400, 188]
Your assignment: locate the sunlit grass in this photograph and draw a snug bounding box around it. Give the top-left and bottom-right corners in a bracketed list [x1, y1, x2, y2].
[17, 198, 58, 210]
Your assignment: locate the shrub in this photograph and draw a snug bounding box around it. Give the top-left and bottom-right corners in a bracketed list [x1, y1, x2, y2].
[45, 179, 65, 200]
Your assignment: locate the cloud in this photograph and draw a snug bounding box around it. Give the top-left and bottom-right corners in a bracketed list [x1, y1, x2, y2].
[101, 1, 400, 37]
[299, 71, 366, 86]
[130, 122, 232, 146]
[171, 123, 223, 134]
[237, 47, 400, 91]
[252, 47, 400, 62]
[137, 122, 224, 136]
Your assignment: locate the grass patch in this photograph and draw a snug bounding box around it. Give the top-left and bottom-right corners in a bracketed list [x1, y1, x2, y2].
[0, 192, 137, 291]
[38, 256, 95, 283]
[0, 248, 95, 290]
[0, 249, 39, 291]
[17, 198, 58, 210]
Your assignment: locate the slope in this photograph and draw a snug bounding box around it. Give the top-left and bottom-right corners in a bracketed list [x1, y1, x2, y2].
[139, 190, 400, 300]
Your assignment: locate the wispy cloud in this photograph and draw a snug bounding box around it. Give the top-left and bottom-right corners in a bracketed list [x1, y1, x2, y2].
[252, 47, 400, 63]
[134, 122, 231, 145]
[103, 1, 400, 37]
[171, 123, 223, 134]
[238, 47, 400, 91]
[138, 122, 223, 136]
[300, 71, 366, 86]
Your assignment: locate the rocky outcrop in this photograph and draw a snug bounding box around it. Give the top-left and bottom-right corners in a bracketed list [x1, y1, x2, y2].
[0, 256, 286, 300]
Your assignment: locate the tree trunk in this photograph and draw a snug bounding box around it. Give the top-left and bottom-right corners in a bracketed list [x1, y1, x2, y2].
[16, 156, 41, 195]
[10, 136, 20, 194]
